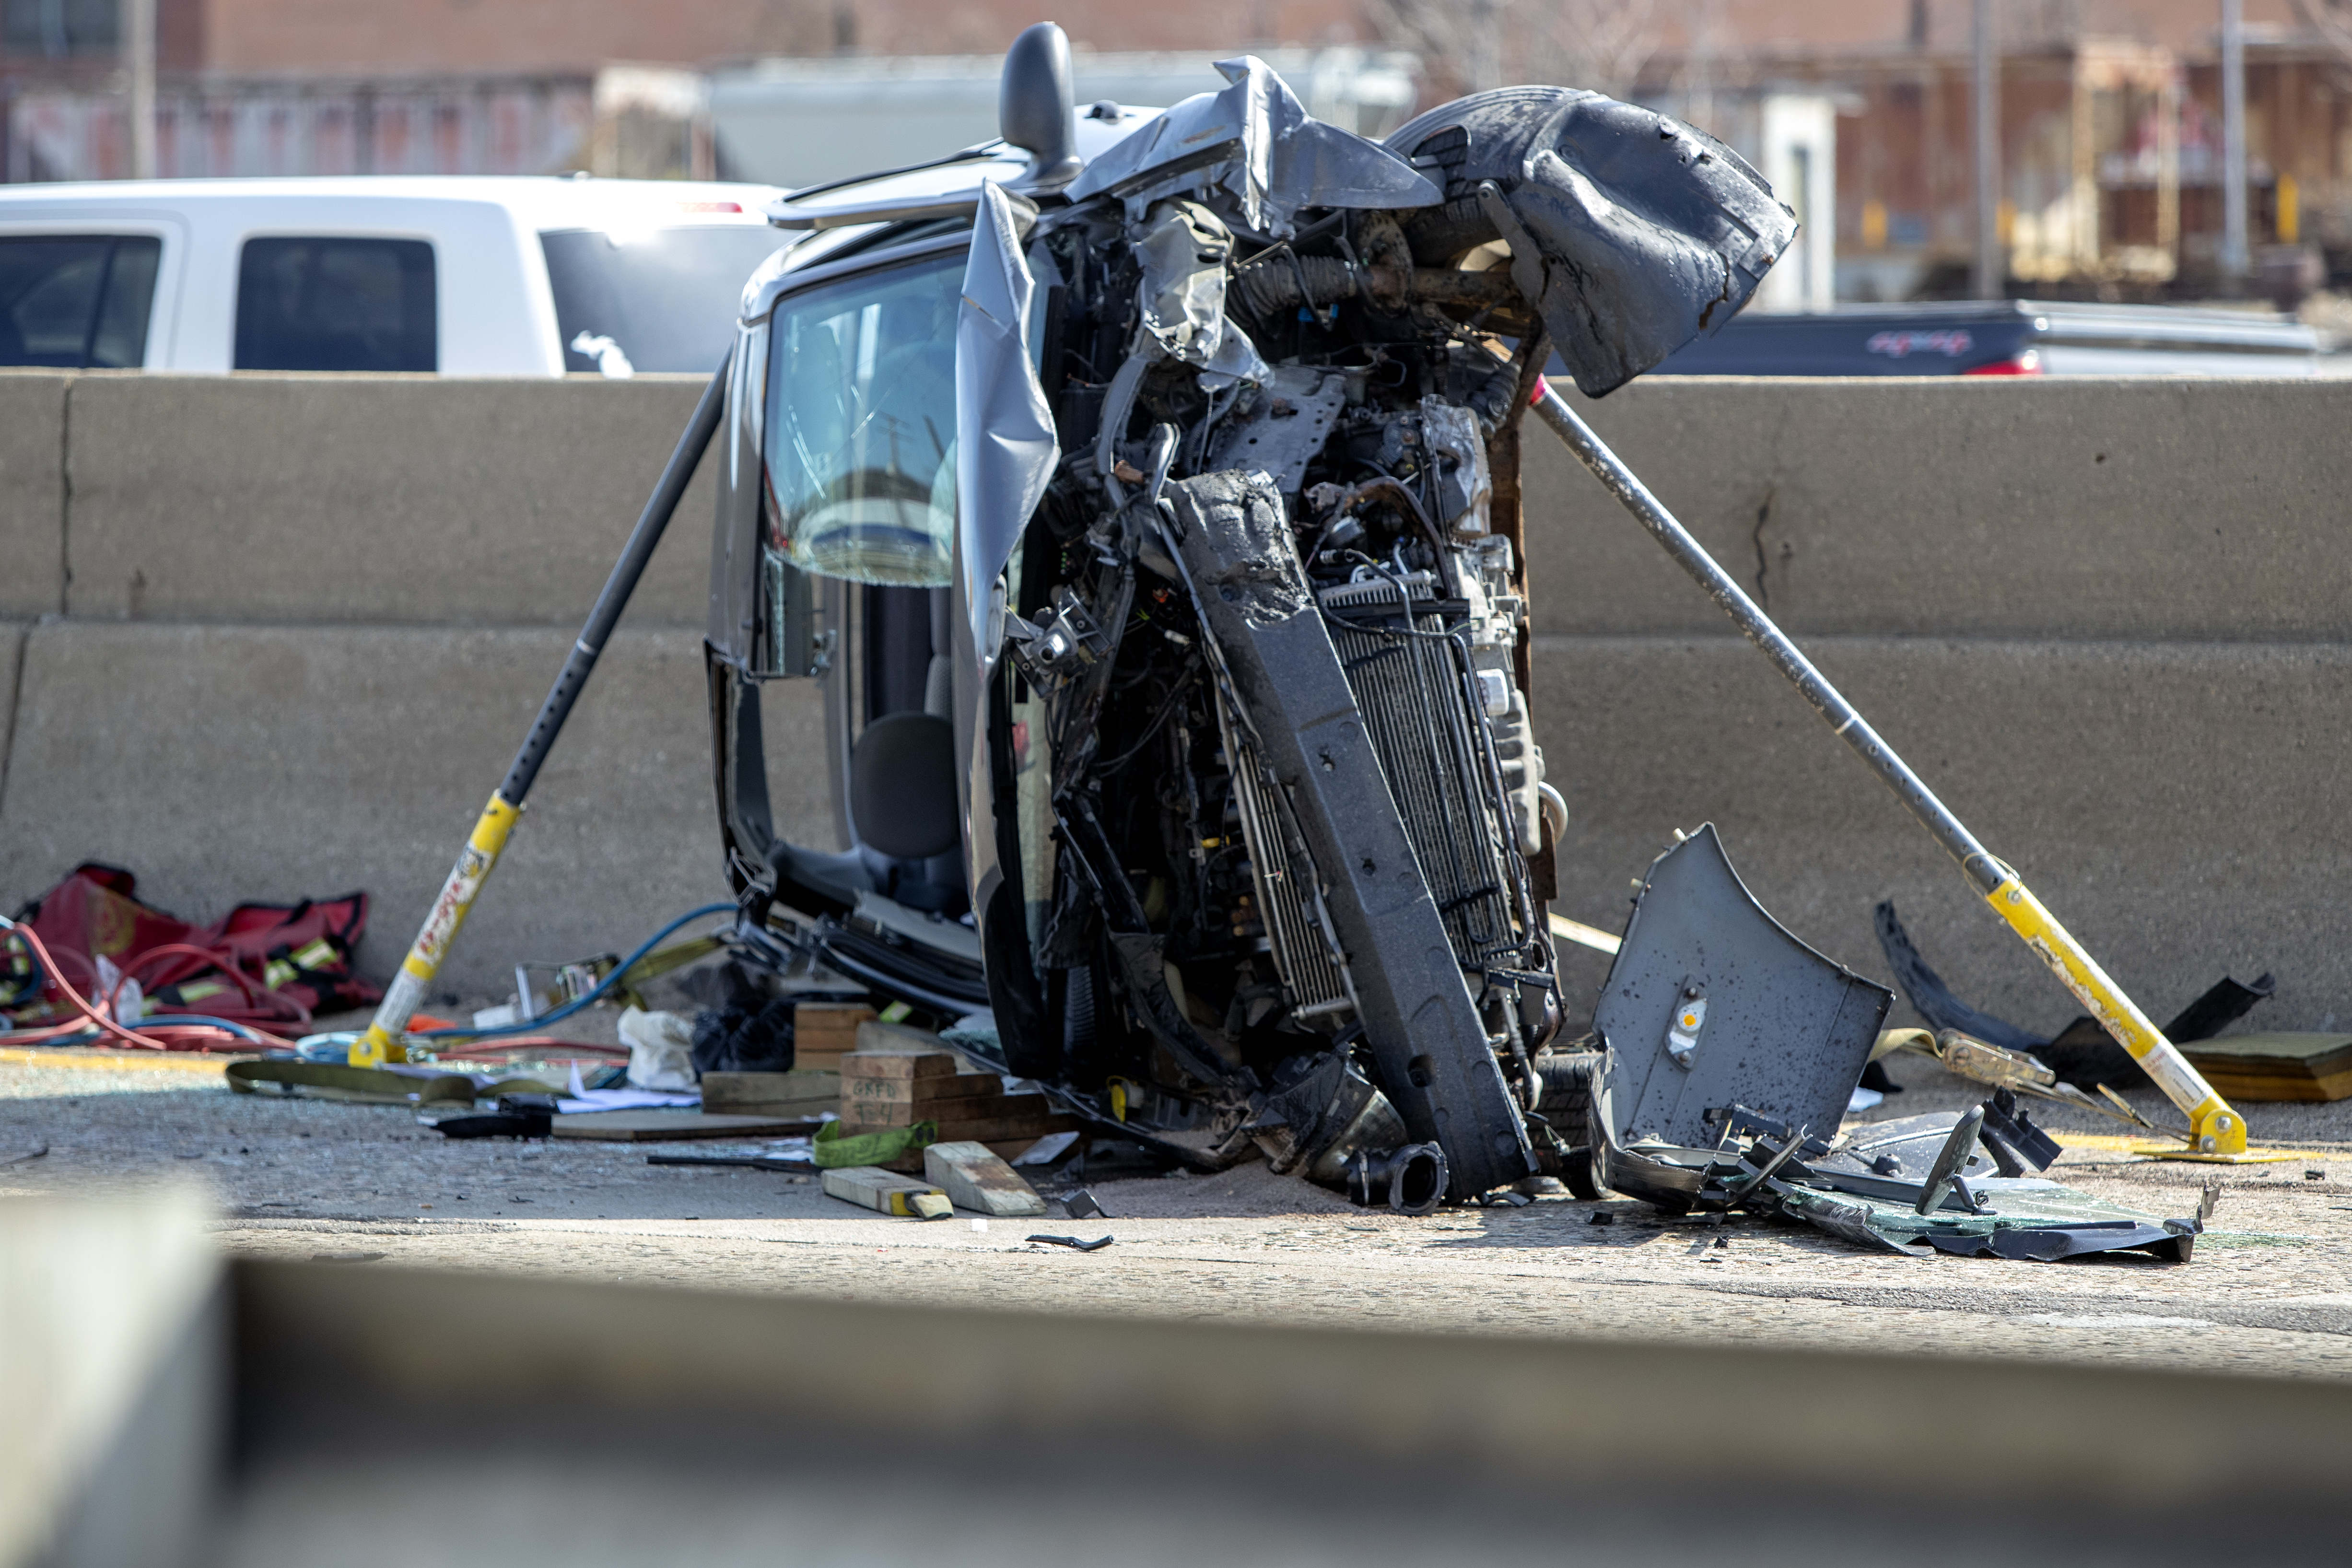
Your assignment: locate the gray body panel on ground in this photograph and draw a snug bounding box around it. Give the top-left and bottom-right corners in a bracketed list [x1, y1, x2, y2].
[1597, 824, 1890, 1151]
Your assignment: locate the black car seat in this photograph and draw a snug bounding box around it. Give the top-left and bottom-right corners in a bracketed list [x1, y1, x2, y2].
[768, 711, 968, 919]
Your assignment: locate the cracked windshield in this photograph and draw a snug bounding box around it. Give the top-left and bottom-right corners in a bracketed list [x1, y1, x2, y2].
[763, 254, 961, 587]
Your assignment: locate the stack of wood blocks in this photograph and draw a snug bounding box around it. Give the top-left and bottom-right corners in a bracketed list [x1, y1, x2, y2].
[2180, 1031, 2352, 1101]
[701, 1069, 840, 1120]
[792, 1003, 878, 1075]
[840, 1021, 1074, 1172]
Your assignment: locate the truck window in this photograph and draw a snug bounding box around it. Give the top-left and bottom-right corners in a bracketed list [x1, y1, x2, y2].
[0, 235, 160, 368]
[234, 236, 435, 372]
[540, 226, 794, 375]
[762, 252, 961, 588]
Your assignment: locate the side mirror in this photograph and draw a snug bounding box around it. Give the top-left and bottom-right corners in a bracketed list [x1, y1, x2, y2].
[1000, 21, 1081, 188]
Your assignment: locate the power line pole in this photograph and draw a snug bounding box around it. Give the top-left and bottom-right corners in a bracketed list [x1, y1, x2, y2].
[1971, 0, 2001, 298]
[126, 0, 155, 180]
[2220, 0, 2249, 289]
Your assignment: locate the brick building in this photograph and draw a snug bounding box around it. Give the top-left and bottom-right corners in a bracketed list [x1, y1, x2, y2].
[8, 0, 2351, 300]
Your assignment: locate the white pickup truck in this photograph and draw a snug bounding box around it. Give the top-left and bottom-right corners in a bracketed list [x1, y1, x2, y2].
[0, 175, 795, 376]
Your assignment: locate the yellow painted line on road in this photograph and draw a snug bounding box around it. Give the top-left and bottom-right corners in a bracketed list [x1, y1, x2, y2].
[1548, 913, 1622, 957]
[0, 1046, 251, 1075]
[2054, 1130, 2339, 1160]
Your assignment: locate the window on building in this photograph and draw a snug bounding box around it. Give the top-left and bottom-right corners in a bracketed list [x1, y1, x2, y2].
[234, 236, 436, 372]
[1, 0, 117, 57]
[0, 235, 161, 368]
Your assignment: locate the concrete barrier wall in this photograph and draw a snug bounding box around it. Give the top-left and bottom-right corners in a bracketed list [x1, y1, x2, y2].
[1526, 377, 2352, 641]
[0, 623, 831, 1003]
[0, 371, 2346, 1031]
[0, 377, 65, 618]
[0, 370, 760, 1001]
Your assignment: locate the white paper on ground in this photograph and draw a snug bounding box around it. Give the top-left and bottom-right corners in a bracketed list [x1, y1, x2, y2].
[558, 1063, 701, 1115]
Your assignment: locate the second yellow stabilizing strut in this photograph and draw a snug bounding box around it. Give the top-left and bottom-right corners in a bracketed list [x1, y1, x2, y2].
[1528, 374, 2247, 1158]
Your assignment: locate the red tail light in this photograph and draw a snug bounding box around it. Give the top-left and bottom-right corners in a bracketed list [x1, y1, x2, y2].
[1962, 348, 2043, 375]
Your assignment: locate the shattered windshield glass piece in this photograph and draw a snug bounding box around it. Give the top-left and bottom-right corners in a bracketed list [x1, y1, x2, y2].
[1781, 1178, 2200, 1263]
[764, 252, 962, 586]
[1065, 55, 1440, 236]
[955, 183, 1062, 663]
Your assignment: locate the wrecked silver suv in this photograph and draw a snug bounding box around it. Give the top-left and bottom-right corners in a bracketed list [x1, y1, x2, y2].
[690, 26, 2212, 1260]
[702, 23, 1796, 1210]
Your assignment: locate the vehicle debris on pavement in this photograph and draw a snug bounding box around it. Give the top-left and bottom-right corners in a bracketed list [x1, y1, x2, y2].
[1028, 1233, 1115, 1252]
[1563, 827, 2207, 1261]
[1877, 901, 2352, 1102]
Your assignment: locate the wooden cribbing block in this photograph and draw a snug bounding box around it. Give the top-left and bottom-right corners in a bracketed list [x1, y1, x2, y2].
[878, 1138, 1046, 1174]
[819, 1165, 947, 1217]
[840, 1050, 960, 1082]
[925, 1140, 1047, 1217]
[842, 1072, 1003, 1109]
[850, 1018, 953, 1058]
[793, 1003, 877, 1069]
[702, 1070, 841, 1116]
[2180, 1032, 2352, 1102]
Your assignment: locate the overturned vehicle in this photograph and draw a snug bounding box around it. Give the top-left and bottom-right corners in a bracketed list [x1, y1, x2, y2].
[677, 26, 2227, 1251]
[702, 27, 1792, 1209]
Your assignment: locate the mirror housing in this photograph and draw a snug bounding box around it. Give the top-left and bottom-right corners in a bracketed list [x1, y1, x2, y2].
[1000, 21, 1081, 188]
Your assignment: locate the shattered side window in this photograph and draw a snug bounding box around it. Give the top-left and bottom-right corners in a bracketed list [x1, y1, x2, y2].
[762, 254, 961, 588]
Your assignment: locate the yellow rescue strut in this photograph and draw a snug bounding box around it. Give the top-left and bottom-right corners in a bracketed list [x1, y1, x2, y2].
[1528, 379, 2251, 1159]
[351, 350, 734, 1067]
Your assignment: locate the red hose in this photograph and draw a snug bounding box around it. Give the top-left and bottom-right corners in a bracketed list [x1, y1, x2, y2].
[3, 921, 164, 1051]
[1, 923, 297, 1053]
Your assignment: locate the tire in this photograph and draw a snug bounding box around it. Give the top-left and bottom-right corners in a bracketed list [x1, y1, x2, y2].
[1534, 1049, 1606, 1200]
[1398, 197, 1500, 267]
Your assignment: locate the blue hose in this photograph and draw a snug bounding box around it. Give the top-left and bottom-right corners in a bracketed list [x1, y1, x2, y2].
[410, 902, 737, 1040]
[3, 1014, 276, 1049]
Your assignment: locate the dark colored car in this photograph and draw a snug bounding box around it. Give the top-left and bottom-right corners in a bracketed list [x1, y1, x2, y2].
[1648, 299, 2320, 377]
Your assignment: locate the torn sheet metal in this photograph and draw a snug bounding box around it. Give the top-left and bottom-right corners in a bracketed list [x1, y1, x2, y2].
[955, 182, 1061, 672]
[1872, 900, 2047, 1053]
[1874, 900, 2276, 1088]
[1384, 91, 1797, 396]
[1065, 55, 1440, 236]
[1132, 199, 1270, 385]
[1416, 397, 1492, 534]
